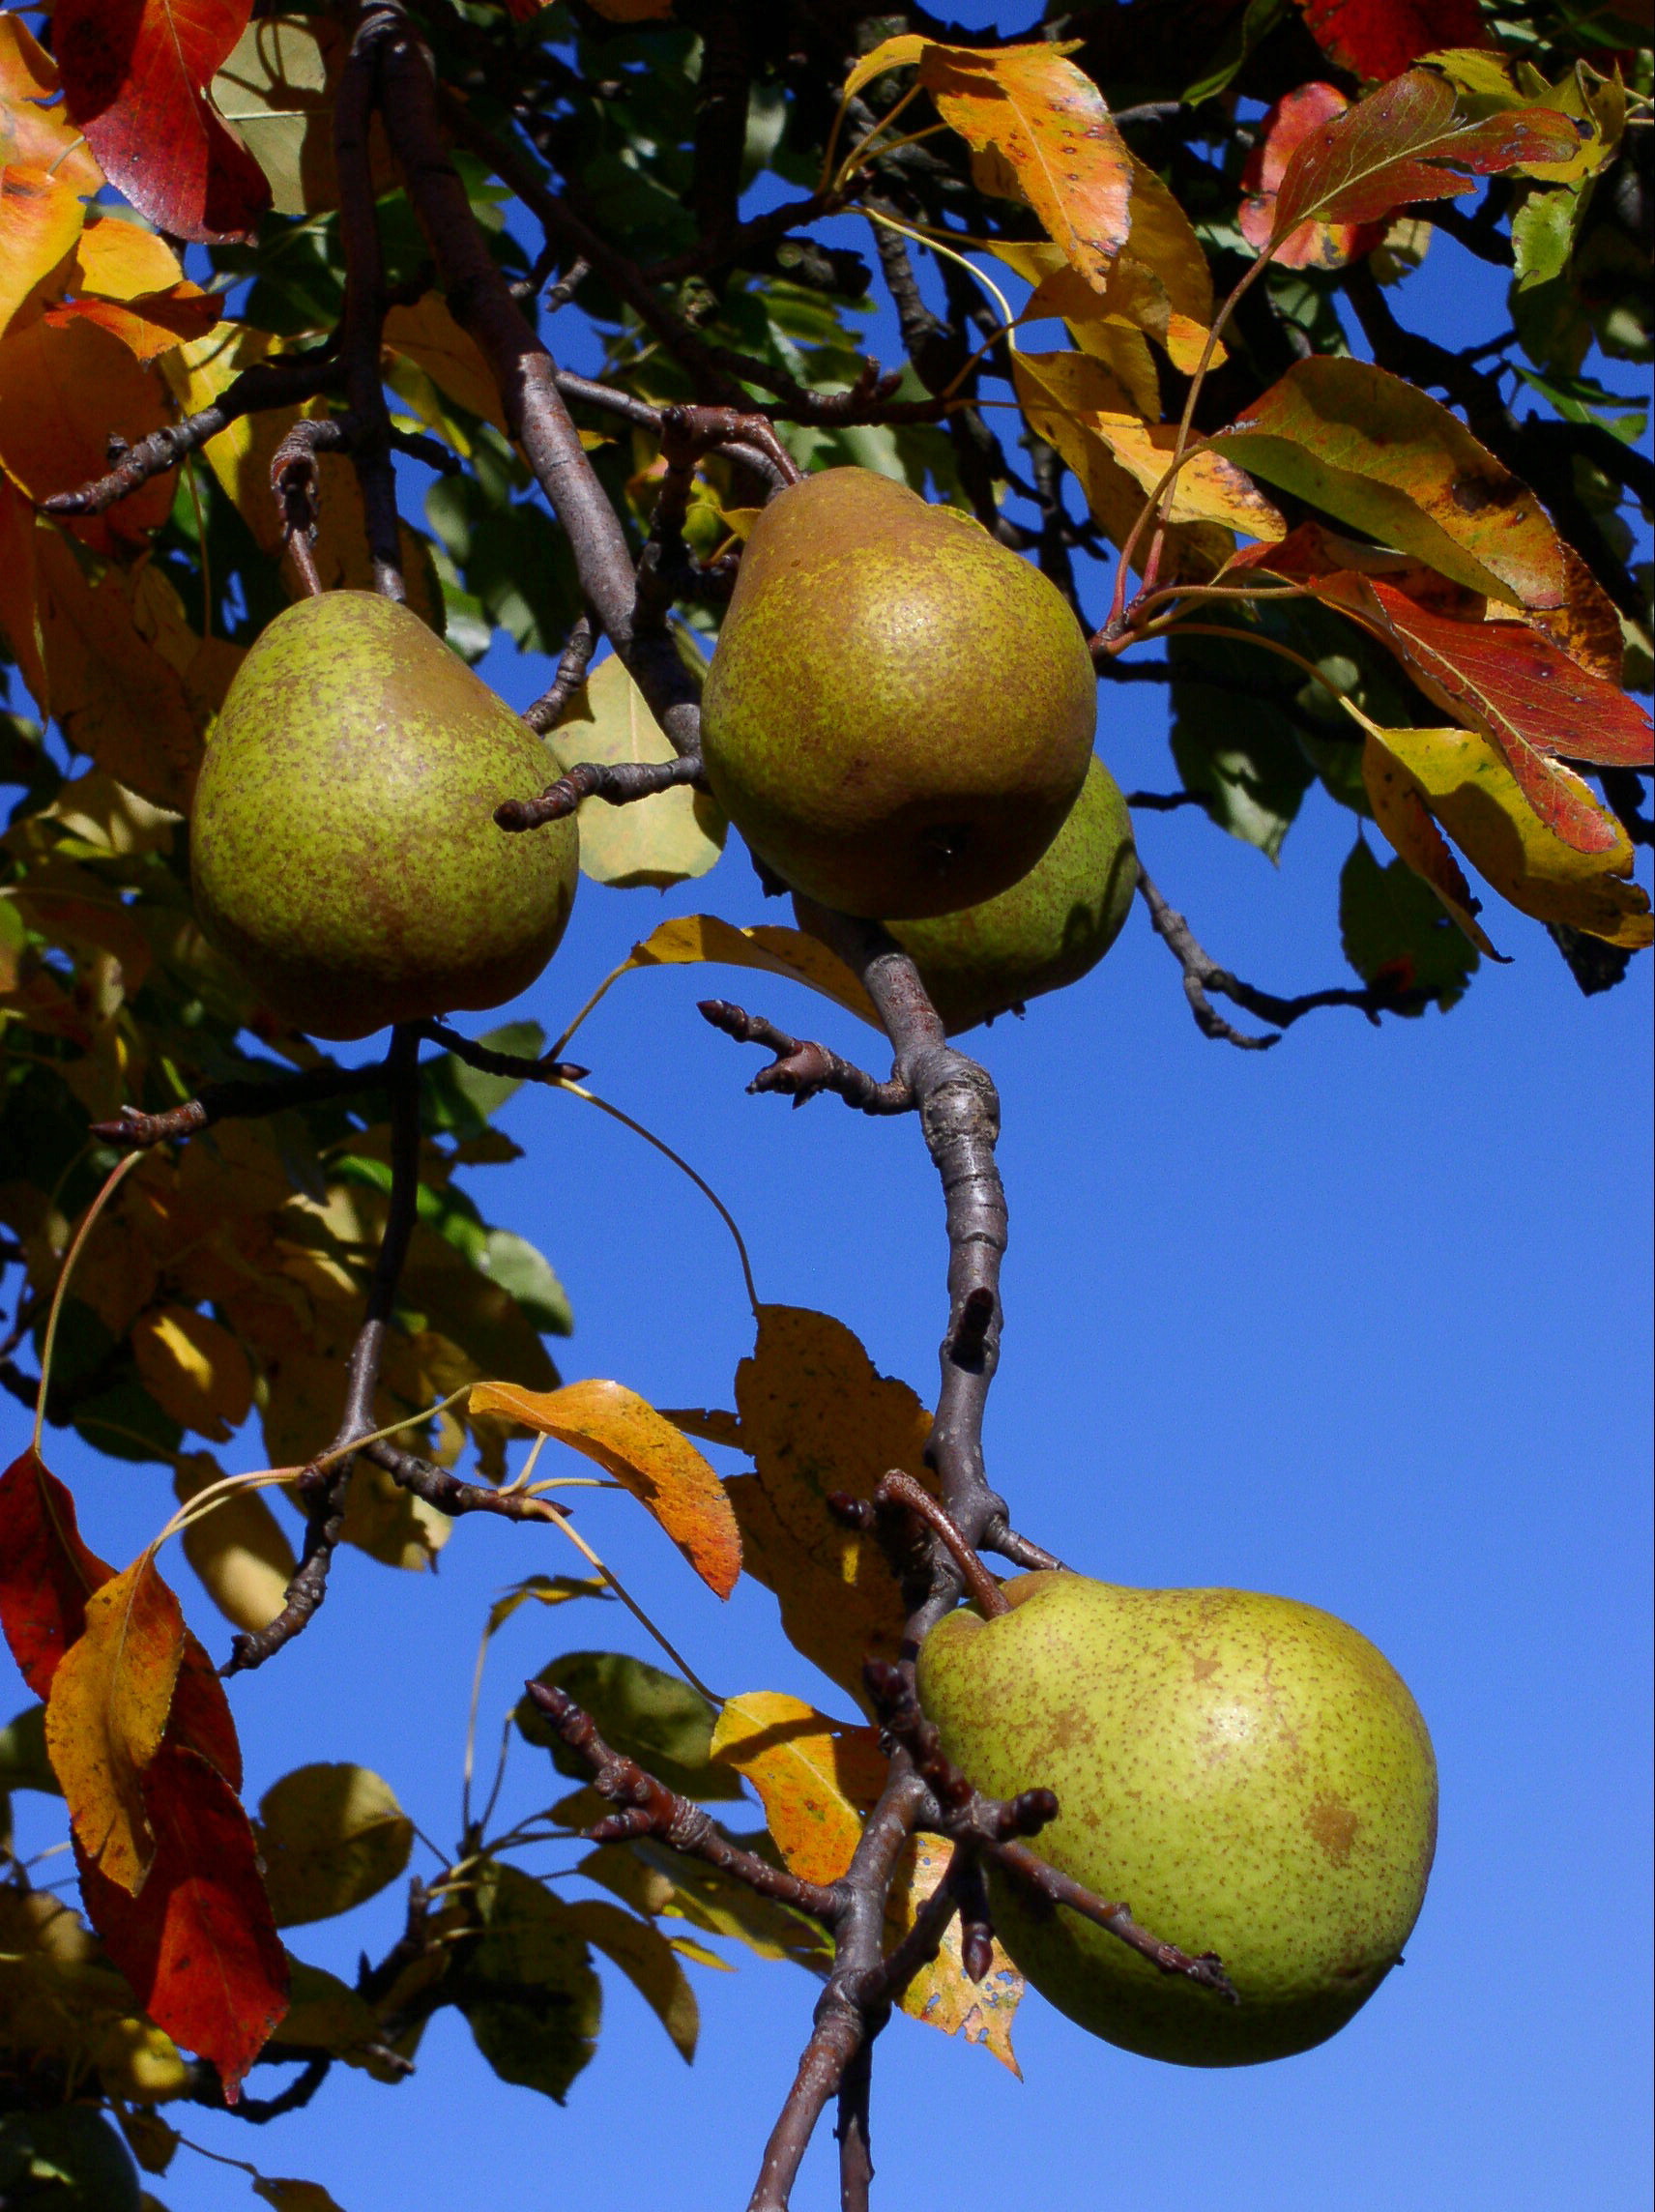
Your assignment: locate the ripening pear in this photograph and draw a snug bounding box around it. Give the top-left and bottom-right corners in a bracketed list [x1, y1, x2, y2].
[799, 754, 1137, 1034]
[701, 469, 1095, 919]
[917, 1572, 1437, 2066]
[190, 593, 577, 1040]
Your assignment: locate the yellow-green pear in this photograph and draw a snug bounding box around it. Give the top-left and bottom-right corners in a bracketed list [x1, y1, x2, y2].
[701, 469, 1096, 919]
[190, 592, 577, 1040]
[916, 1572, 1437, 2066]
[800, 755, 1137, 1034]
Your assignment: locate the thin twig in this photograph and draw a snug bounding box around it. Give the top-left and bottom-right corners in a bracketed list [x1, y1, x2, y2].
[698, 1000, 914, 1115]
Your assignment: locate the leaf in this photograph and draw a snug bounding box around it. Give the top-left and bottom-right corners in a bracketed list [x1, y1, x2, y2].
[76, 1740, 289, 2095]
[173, 1453, 297, 1636]
[277, 1956, 384, 2060]
[485, 1574, 608, 1639]
[0, 1703, 58, 1797]
[479, 1229, 573, 1337]
[0, 316, 176, 550]
[658, 1407, 744, 1451]
[251, 2182, 347, 2212]
[561, 1897, 698, 2061]
[0, 166, 89, 336]
[383, 297, 508, 435]
[723, 1474, 908, 1710]
[590, 1836, 833, 1969]
[737, 1306, 933, 1560]
[1239, 85, 1386, 270]
[461, 1863, 601, 2105]
[1212, 358, 1566, 608]
[0, 16, 103, 188]
[211, 13, 387, 218]
[1168, 626, 1316, 858]
[617, 913, 881, 1026]
[1270, 68, 1583, 241]
[130, 1305, 252, 1442]
[918, 44, 1131, 294]
[548, 655, 728, 889]
[254, 1764, 415, 1928]
[518, 1652, 743, 1802]
[472, 1378, 741, 1599]
[1358, 734, 1500, 952]
[709, 1692, 886, 1884]
[0, 1446, 113, 1701]
[1013, 351, 1233, 577]
[0, 476, 44, 704]
[1080, 410, 1286, 539]
[1366, 725, 1654, 946]
[1339, 839, 1469, 1008]
[886, 1835, 1023, 2070]
[54, 0, 270, 245]
[1296, 0, 1490, 78]
[45, 1553, 186, 1892]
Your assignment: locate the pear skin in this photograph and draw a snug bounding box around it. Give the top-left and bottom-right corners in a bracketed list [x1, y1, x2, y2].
[702, 470, 1096, 919]
[917, 1572, 1437, 2065]
[190, 592, 577, 1040]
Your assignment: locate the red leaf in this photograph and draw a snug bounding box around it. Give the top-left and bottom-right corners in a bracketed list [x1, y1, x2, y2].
[76, 1742, 288, 2095]
[170, 1639, 244, 1794]
[1272, 70, 1583, 240]
[0, 1447, 113, 1702]
[54, 0, 270, 245]
[1239, 84, 1385, 269]
[1297, 0, 1490, 80]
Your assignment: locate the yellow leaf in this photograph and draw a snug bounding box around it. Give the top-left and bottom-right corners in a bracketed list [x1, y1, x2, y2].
[550, 655, 727, 888]
[69, 213, 185, 302]
[44, 1554, 186, 1893]
[922, 44, 1131, 293]
[131, 1305, 253, 1441]
[1075, 410, 1284, 538]
[710, 1692, 886, 1884]
[737, 1306, 933, 1561]
[618, 913, 881, 1027]
[561, 1897, 699, 2061]
[724, 1474, 909, 1709]
[255, 1763, 414, 1929]
[0, 165, 87, 336]
[842, 35, 928, 102]
[173, 1453, 296, 1634]
[1361, 735, 1501, 955]
[471, 1377, 742, 1599]
[0, 17, 102, 189]
[383, 295, 508, 433]
[1367, 725, 1654, 948]
[886, 1835, 1023, 2069]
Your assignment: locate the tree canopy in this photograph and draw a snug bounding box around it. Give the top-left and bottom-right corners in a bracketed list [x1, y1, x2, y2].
[0, 1, 1649, 2206]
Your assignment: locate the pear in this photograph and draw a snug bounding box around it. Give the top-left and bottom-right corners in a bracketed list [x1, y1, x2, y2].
[803, 755, 1137, 1034]
[701, 469, 1096, 919]
[916, 1572, 1437, 2066]
[190, 592, 577, 1040]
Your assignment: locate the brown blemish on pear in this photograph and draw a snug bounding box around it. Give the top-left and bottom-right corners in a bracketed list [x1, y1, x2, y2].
[916, 1571, 1437, 2067]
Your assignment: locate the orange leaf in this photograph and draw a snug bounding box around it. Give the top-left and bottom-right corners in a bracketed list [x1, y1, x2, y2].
[55, 0, 269, 246]
[68, 288, 222, 363]
[75, 1741, 288, 2095]
[384, 296, 508, 432]
[724, 1473, 909, 1709]
[131, 1304, 254, 1442]
[0, 16, 103, 189]
[0, 165, 88, 335]
[1359, 736, 1500, 954]
[0, 475, 45, 706]
[710, 1692, 886, 1883]
[471, 1378, 742, 1599]
[0, 313, 175, 549]
[921, 44, 1131, 293]
[1239, 85, 1385, 270]
[45, 1552, 187, 1894]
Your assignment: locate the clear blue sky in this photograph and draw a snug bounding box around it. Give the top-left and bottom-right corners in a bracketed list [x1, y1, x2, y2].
[4, 12, 1651, 2207]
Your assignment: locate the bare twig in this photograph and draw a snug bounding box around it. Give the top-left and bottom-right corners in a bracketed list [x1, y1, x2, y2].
[698, 1000, 914, 1115]
[521, 616, 596, 734]
[89, 1054, 394, 1150]
[496, 750, 705, 832]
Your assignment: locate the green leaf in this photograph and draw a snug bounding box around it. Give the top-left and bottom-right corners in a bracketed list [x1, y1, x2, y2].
[562, 1897, 699, 2061]
[255, 1764, 415, 1928]
[0, 1703, 58, 1795]
[460, 1864, 602, 2105]
[1169, 630, 1314, 859]
[479, 1230, 573, 1338]
[0, 2109, 140, 2212]
[278, 1958, 384, 2062]
[517, 1652, 744, 1802]
[421, 1021, 545, 1139]
[1339, 837, 1479, 1011]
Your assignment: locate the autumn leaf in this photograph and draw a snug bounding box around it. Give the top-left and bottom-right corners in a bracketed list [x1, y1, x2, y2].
[131, 1304, 253, 1441]
[1358, 737, 1501, 954]
[0, 16, 103, 188]
[75, 1740, 289, 2095]
[1365, 726, 1653, 947]
[1295, 0, 1491, 80]
[471, 1377, 742, 1598]
[254, 1764, 414, 1928]
[54, 0, 271, 245]
[0, 314, 176, 550]
[1269, 69, 1583, 242]
[1212, 359, 1567, 608]
[723, 1474, 908, 1709]
[887, 1835, 1023, 2069]
[0, 477, 44, 704]
[173, 1453, 297, 1636]
[710, 1692, 886, 1884]
[549, 655, 728, 889]
[0, 166, 90, 335]
[383, 296, 508, 434]
[45, 1552, 187, 1893]
[614, 913, 881, 1026]
[0, 1447, 114, 1702]
[1239, 85, 1386, 270]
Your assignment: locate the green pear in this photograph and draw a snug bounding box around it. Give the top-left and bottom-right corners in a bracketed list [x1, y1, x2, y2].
[701, 468, 1095, 919]
[839, 755, 1137, 1034]
[190, 592, 577, 1040]
[916, 1572, 1437, 2066]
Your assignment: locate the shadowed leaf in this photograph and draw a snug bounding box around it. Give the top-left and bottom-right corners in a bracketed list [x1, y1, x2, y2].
[518, 1652, 742, 1801]
[254, 1764, 414, 1928]
[550, 655, 728, 889]
[562, 1897, 699, 2061]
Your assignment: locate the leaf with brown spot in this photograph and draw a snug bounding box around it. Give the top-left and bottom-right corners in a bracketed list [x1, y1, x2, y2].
[471, 1378, 741, 1599]
[886, 1835, 1024, 2070]
[710, 1692, 886, 1883]
[45, 1552, 186, 1893]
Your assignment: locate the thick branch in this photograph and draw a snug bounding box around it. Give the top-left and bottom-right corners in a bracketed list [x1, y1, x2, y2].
[336, 13, 405, 598]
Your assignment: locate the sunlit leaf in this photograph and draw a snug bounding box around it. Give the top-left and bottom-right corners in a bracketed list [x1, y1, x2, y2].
[384, 296, 508, 434]
[472, 1377, 741, 1599]
[549, 655, 727, 889]
[254, 1763, 415, 1928]
[130, 1306, 252, 1442]
[1239, 84, 1385, 270]
[0, 16, 103, 188]
[1296, 0, 1488, 79]
[615, 913, 881, 1026]
[886, 1835, 1023, 2069]
[1358, 734, 1499, 952]
[518, 1652, 743, 1802]
[485, 1573, 608, 1639]
[211, 13, 388, 218]
[710, 1692, 886, 1884]
[0, 166, 89, 336]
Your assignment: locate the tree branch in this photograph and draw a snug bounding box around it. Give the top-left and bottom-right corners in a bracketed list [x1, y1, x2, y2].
[698, 1000, 915, 1114]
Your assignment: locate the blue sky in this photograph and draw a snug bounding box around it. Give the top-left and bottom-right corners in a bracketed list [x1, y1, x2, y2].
[3, 12, 1652, 2207]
